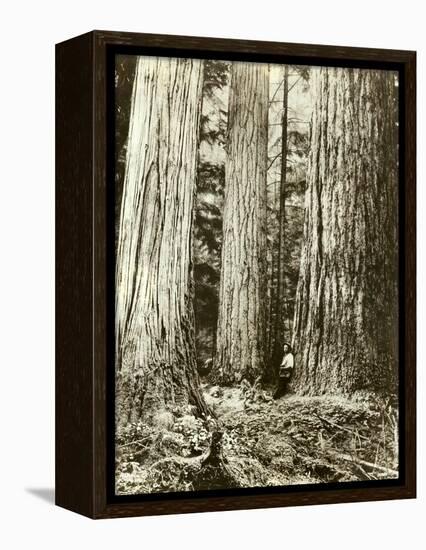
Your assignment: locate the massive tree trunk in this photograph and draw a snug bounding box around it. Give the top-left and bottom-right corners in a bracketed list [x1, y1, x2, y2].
[292, 67, 398, 395]
[213, 62, 269, 384]
[115, 56, 209, 427]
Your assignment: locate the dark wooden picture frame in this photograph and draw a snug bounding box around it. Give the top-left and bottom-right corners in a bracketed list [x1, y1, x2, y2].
[56, 30, 416, 519]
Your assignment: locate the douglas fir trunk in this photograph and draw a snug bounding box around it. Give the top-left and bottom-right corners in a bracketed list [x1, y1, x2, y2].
[214, 62, 269, 384]
[292, 67, 398, 395]
[115, 57, 209, 427]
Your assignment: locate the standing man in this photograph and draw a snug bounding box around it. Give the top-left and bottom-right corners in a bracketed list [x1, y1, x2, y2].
[273, 343, 294, 399]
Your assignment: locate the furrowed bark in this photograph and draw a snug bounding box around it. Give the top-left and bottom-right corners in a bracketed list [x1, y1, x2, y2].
[214, 62, 269, 384]
[115, 56, 209, 427]
[292, 67, 398, 395]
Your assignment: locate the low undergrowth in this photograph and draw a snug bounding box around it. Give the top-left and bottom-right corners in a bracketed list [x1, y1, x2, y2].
[115, 383, 399, 495]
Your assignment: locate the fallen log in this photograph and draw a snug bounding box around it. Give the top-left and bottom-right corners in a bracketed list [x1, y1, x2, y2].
[334, 452, 398, 477]
[314, 413, 369, 441]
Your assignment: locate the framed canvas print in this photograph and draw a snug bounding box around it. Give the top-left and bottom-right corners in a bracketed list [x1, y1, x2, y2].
[55, 30, 416, 519]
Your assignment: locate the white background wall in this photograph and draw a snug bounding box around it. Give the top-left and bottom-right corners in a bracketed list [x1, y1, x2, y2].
[0, 0, 423, 547]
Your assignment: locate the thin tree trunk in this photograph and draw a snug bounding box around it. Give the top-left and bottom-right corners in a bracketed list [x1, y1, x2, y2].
[115, 56, 209, 427]
[273, 65, 289, 356]
[213, 62, 269, 384]
[292, 67, 398, 395]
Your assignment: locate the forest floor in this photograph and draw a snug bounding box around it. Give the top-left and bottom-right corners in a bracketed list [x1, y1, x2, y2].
[116, 383, 399, 495]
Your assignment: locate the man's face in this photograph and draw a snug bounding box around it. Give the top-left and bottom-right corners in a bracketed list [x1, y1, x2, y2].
[283, 344, 289, 353]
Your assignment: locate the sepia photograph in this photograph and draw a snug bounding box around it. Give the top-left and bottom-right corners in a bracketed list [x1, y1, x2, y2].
[113, 54, 400, 496]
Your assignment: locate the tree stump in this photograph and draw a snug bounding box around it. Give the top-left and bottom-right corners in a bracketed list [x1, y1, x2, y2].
[192, 431, 238, 490]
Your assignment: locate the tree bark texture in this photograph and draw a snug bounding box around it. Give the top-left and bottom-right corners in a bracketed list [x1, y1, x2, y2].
[292, 67, 398, 395]
[115, 56, 209, 427]
[214, 62, 269, 384]
[271, 65, 290, 360]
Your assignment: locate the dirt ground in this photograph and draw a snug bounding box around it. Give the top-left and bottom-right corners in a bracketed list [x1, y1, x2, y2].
[116, 383, 399, 495]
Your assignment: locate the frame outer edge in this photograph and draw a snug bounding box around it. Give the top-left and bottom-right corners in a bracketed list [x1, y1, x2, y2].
[62, 30, 416, 519]
[55, 31, 95, 518]
[404, 50, 416, 499]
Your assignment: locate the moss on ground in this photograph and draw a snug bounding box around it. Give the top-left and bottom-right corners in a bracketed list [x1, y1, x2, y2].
[116, 384, 398, 495]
